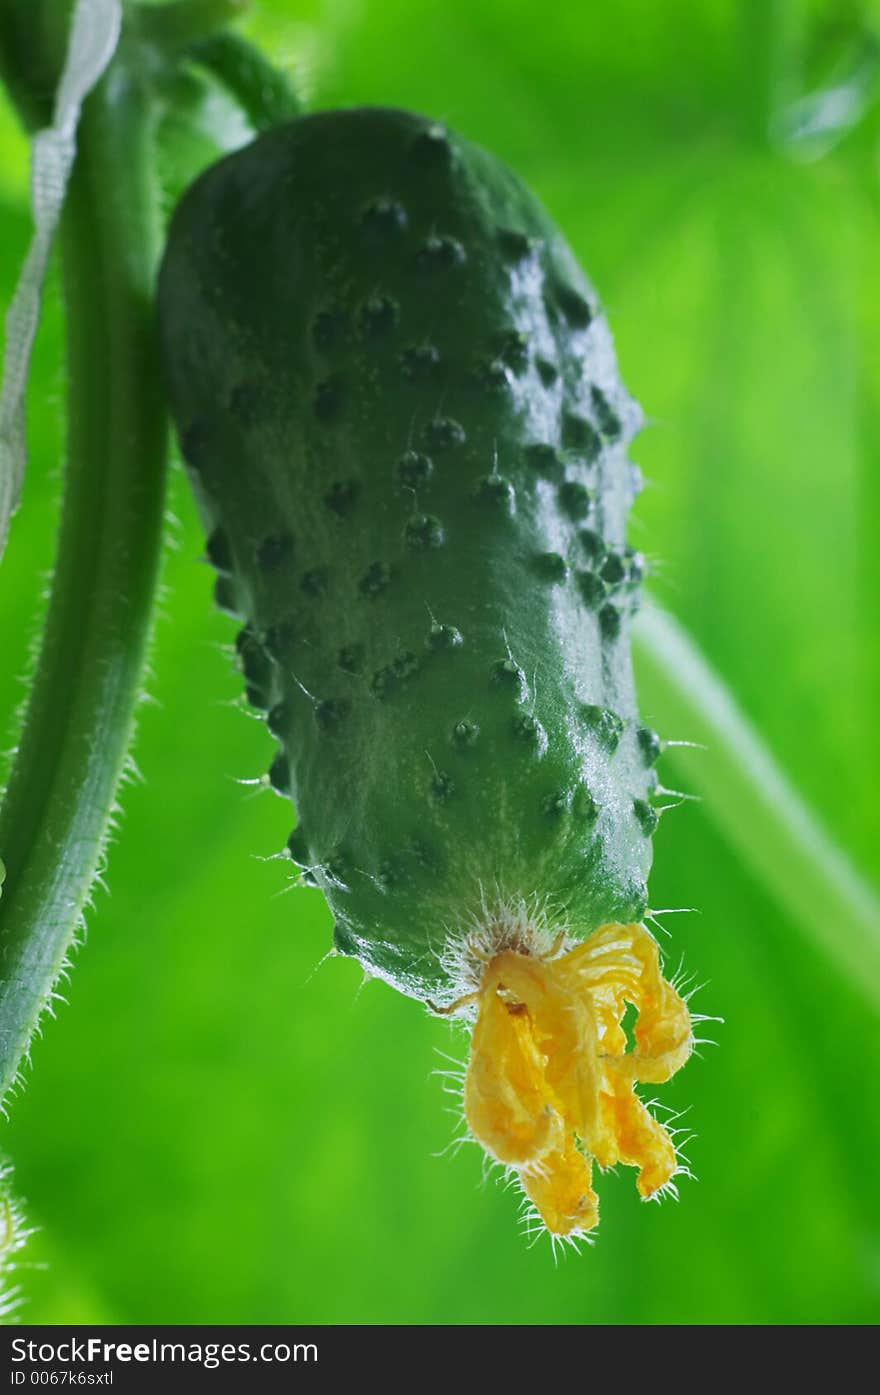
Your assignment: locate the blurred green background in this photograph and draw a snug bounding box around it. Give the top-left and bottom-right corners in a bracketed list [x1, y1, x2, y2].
[1, 0, 879, 1324]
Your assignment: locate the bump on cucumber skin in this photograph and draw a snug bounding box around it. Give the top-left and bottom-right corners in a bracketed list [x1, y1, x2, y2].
[158, 107, 656, 1000]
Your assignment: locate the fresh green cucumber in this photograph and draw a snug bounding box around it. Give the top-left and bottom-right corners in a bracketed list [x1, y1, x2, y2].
[157, 107, 660, 1001]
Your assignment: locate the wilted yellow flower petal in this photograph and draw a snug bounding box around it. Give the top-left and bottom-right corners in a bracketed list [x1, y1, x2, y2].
[463, 923, 693, 1236]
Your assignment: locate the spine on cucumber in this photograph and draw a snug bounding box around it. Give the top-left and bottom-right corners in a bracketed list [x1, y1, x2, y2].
[157, 107, 660, 1000]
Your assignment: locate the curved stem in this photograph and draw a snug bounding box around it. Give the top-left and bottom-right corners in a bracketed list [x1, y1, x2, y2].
[133, 0, 248, 51]
[188, 29, 302, 129]
[633, 605, 880, 1011]
[0, 57, 167, 1101]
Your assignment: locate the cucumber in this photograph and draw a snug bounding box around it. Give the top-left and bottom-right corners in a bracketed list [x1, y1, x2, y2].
[157, 108, 691, 1236]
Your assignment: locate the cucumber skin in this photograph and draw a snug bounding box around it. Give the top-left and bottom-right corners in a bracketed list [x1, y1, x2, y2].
[157, 108, 657, 999]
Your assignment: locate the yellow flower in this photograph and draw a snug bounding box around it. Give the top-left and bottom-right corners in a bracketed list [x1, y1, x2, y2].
[461, 923, 693, 1238]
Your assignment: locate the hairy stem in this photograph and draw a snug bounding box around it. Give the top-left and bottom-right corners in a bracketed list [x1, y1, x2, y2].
[634, 605, 880, 1010]
[0, 50, 167, 1101]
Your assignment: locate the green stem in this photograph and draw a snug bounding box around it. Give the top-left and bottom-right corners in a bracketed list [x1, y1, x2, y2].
[0, 0, 71, 131]
[188, 29, 302, 129]
[134, 0, 248, 51]
[0, 52, 167, 1100]
[633, 605, 880, 1011]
